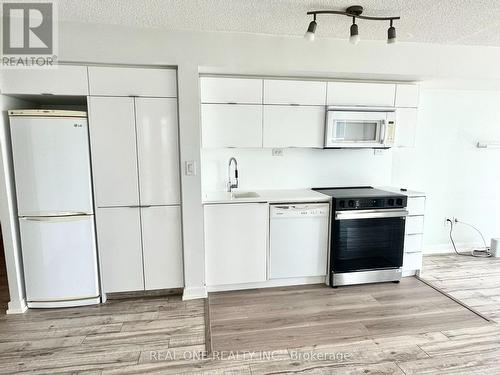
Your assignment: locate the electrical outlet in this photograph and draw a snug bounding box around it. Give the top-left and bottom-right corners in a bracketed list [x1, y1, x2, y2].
[373, 149, 384, 156]
[444, 217, 454, 226]
[272, 148, 284, 157]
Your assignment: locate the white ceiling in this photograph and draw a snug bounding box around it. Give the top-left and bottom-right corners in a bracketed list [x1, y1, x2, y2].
[55, 0, 500, 46]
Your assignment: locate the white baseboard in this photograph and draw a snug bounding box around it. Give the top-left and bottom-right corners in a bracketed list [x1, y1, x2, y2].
[206, 276, 327, 293]
[6, 298, 28, 314]
[182, 286, 208, 300]
[423, 242, 483, 255]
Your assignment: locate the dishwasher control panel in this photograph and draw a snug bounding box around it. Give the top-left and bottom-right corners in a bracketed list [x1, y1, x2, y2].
[270, 204, 330, 218]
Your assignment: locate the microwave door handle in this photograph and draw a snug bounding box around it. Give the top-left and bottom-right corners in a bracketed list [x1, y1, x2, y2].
[380, 119, 387, 144]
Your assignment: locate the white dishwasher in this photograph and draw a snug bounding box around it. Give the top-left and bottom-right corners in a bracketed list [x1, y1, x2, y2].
[270, 203, 330, 279]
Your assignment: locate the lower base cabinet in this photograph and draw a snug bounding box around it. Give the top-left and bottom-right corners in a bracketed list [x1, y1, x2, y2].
[96, 207, 144, 293]
[96, 206, 183, 294]
[141, 206, 184, 290]
[204, 203, 268, 286]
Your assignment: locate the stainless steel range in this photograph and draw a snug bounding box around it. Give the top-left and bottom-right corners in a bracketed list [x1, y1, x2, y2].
[313, 187, 408, 287]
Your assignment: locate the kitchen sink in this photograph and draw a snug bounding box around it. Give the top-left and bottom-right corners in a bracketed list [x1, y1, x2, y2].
[232, 191, 260, 199]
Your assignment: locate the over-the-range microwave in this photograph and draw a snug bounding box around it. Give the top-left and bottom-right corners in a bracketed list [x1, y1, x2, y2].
[324, 107, 396, 149]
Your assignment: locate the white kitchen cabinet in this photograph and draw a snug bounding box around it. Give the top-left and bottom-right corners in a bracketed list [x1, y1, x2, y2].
[96, 207, 144, 293]
[395, 84, 419, 108]
[88, 67, 177, 97]
[402, 194, 425, 276]
[263, 79, 326, 105]
[406, 215, 425, 235]
[396, 108, 418, 148]
[200, 77, 262, 104]
[403, 252, 423, 272]
[1, 65, 88, 95]
[406, 197, 426, 216]
[136, 98, 180, 205]
[201, 104, 263, 148]
[89, 97, 140, 207]
[327, 82, 396, 107]
[204, 203, 268, 286]
[141, 206, 184, 290]
[263, 106, 324, 148]
[404, 234, 423, 253]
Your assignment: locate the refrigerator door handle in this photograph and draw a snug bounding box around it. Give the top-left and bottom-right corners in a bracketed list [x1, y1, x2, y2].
[20, 216, 92, 222]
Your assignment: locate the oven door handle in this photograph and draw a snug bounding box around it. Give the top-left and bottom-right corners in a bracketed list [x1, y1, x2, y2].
[335, 210, 409, 220]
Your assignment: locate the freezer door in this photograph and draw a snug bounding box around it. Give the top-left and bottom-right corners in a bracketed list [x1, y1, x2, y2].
[10, 116, 93, 216]
[19, 215, 99, 302]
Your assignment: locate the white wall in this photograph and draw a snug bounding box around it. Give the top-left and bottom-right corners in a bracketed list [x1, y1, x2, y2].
[393, 89, 500, 251]
[202, 148, 392, 192]
[3, 21, 500, 304]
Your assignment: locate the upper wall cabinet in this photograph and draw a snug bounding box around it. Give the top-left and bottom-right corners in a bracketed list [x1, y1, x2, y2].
[1, 65, 88, 96]
[395, 108, 418, 148]
[395, 84, 419, 108]
[263, 80, 326, 106]
[263, 106, 324, 148]
[88, 67, 177, 97]
[201, 104, 263, 148]
[327, 82, 396, 107]
[200, 77, 262, 104]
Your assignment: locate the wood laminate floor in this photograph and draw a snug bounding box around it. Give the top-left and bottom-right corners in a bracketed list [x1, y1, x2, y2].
[0, 268, 499, 373]
[421, 253, 500, 322]
[208, 278, 489, 352]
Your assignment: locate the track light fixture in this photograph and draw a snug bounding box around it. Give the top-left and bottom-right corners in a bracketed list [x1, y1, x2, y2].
[349, 17, 360, 45]
[304, 5, 400, 45]
[304, 15, 317, 41]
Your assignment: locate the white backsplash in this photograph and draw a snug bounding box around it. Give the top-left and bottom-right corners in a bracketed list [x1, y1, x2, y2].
[201, 147, 393, 192]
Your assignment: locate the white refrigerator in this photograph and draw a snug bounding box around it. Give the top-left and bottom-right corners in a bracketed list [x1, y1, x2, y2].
[9, 109, 100, 308]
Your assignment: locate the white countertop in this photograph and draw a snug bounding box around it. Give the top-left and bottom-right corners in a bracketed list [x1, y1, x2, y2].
[376, 186, 426, 198]
[202, 189, 330, 205]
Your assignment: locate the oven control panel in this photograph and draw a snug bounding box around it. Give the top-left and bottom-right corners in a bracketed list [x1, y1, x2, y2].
[335, 196, 407, 210]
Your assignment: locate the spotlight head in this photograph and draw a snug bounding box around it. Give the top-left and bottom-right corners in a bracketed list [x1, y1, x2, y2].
[304, 20, 317, 41]
[387, 25, 396, 44]
[349, 22, 359, 45]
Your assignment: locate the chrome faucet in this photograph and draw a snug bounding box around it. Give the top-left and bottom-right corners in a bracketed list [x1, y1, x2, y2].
[227, 157, 238, 192]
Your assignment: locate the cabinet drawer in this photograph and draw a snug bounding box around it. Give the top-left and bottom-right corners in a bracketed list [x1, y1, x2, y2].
[403, 252, 422, 271]
[395, 84, 419, 107]
[201, 104, 263, 148]
[263, 79, 326, 105]
[404, 234, 423, 253]
[263, 105, 324, 148]
[88, 67, 177, 97]
[327, 82, 395, 106]
[200, 77, 262, 104]
[406, 197, 425, 215]
[406, 216, 424, 235]
[1, 65, 88, 95]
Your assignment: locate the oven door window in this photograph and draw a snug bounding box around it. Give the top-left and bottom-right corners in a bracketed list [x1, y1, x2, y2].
[333, 217, 405, 273]
[333, 120, 380, 142]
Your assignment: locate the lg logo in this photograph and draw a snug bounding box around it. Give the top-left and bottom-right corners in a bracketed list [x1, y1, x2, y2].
[2, 2, 54, 55]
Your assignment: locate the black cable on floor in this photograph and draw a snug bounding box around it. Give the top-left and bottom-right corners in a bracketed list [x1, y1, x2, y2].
[447, 219, 491, 258]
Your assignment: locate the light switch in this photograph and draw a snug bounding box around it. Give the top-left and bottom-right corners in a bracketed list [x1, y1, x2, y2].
[185, 160, 197, 176]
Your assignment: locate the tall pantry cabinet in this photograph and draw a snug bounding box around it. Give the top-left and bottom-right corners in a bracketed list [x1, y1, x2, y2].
[87, 67, 183, 294]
